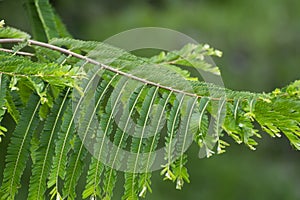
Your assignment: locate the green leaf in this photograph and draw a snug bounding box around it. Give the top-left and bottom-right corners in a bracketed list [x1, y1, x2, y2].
[0, 27, 30, 39]
[0, 94, 40, 200]
[0, 74, 8, 142]
[28, 91, 69, 199]
[47, 102, 74, 199]
[123, 86, 159, 200]
[0, 32, 299, 200]
[0, 52, 78, 90]
[82, 77, 119, 199]
[150, 43, 222, 76]
[33, 0, 59, 40]
[101, 85, 147, 200]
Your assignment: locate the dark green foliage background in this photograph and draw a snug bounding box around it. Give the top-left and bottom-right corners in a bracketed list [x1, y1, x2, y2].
[0, 0, 299, 199]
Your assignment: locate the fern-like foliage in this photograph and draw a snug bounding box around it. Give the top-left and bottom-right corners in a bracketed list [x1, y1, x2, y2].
[0, 3, 299, 200]
[0, 94, 40, 200]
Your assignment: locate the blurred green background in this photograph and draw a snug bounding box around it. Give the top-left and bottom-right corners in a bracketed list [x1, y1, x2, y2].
[1, 0, 300, 199]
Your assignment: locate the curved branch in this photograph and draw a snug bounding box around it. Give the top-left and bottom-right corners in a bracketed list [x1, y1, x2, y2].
[0, 38, 225, 101]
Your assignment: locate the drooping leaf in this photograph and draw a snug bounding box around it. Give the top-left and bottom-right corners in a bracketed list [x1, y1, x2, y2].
[28, 91, 69, 199]
[0, 94, 40, 200]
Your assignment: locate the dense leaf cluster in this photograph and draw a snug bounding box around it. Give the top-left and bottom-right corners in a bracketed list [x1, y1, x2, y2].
[0, 1, 299, 199]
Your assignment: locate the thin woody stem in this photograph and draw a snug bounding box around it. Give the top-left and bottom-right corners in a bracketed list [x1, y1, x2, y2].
[0, 47, 34, 56]
[0, 38, 228, 101]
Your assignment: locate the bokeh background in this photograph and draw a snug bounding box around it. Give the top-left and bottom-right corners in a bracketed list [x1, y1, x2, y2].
[1, 0, 300, 199]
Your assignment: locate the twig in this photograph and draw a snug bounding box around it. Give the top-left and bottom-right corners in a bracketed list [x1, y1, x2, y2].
[0, 47, 34, 56]
[0, 38, 227, 101]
